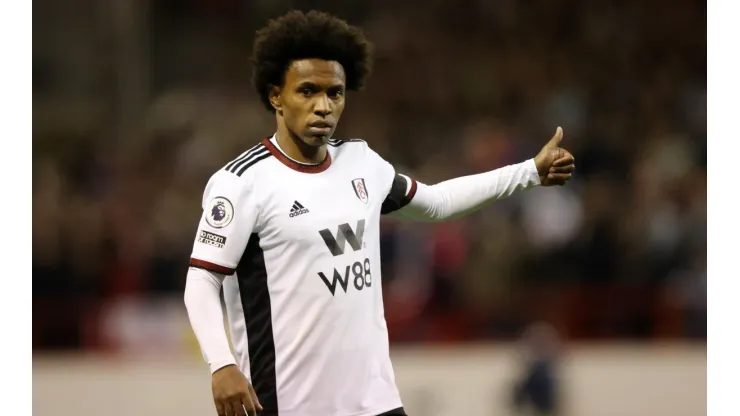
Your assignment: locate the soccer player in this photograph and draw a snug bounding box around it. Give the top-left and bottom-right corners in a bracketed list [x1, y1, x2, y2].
[183, 10, 575, 416]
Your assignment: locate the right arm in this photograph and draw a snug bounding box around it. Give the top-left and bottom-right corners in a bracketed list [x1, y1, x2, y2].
[184, 267, 234, 372]
[184, 171, 262, 416]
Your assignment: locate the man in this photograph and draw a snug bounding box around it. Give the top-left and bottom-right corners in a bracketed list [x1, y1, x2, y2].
[511, 323, 563, 416]
[184, 10, 575, 416]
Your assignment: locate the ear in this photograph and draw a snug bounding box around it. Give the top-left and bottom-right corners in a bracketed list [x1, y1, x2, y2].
[268, 85, 282, 113]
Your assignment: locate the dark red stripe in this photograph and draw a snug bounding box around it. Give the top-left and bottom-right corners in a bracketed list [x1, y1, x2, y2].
[262, 138, 331, 174]
[189, 258, 235, 275]
[406, 178, 418, 201]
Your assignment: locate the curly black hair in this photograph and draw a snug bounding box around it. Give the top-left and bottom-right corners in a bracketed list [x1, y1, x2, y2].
[251, 10, 373, 112]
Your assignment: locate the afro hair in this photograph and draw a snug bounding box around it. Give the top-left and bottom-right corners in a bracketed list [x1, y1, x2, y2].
[251, 10, 373, 112]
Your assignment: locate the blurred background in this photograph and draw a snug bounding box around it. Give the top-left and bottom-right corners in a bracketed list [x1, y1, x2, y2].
[33, 0, 706, 415]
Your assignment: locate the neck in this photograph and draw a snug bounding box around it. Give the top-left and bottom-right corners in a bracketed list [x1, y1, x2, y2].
[275, 120, 327, 164]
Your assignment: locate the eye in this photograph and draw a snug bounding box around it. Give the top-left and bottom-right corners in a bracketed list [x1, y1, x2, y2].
[300, 88, 313, 97]
[328, 88, 344, 99]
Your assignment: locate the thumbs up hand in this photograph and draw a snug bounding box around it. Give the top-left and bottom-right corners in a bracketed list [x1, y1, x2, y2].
[534, 127, 575, 186]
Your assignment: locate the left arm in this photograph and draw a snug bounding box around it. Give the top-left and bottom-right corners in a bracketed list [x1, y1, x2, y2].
[381, 159, 540, 221]
[380, 127, 574, 222]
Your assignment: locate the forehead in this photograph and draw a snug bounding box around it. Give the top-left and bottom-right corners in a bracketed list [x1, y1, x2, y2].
[284, 59, 346, 86]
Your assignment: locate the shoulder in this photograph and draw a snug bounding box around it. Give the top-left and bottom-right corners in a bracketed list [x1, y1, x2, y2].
[204, 141, 274, 197]
[220, 140, 273, 179]
[328, 137, 387, 164]
[329, 137, 395, 184]
[327, 137, 367, 148]
[327, 137, 369, 158]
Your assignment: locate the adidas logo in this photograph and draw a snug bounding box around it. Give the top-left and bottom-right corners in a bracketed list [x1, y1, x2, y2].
[289, 201, 310, 218]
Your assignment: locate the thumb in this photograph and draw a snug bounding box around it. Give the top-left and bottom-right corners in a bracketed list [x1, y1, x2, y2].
[544, 126, 564, 149]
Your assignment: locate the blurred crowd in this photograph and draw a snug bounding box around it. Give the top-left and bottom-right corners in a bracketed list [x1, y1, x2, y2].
[33, 0, 706, 350]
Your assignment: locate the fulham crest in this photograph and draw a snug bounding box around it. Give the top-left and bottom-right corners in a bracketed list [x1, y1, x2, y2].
[352, 178, 369, 204]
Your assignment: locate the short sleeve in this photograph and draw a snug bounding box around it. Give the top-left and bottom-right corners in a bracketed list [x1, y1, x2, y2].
[189, 171, 258, 275]
[364, 144, 418, 216]
[380, 173, 418, 215]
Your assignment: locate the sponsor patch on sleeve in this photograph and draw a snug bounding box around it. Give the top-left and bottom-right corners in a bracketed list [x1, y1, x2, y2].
[197, 230, 227, 249]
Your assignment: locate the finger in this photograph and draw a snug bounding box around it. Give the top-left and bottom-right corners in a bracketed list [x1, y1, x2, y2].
[241, 394, 257, 415]
[222, 401, 235, 416]
[244, 404, 257, 416]
[545, 179, 569, 187]
[544, 126, 563, 149]
[546, 173, 571, 183]
[215, 399, 227, 416]
[549, 164, 575, 174]
[232, 399, 246, 416]
[552, 155, 575, 167]
[247, 385, 263, 412]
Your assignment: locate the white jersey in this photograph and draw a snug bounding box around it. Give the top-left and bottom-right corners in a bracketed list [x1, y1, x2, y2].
[189, 135, 416, 416]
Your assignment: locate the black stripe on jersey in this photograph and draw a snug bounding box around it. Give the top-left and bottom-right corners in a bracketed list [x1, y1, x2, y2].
[294, 201, 304, 209]
[376, 407, 408, 416]
[230, 147, 271, 176]
[381, 174, 418, 215]
[327, 138, 365, 147]
[236, 234, 278, 415]
[224, 144, 267, 172]
[235, 152, 272, 177]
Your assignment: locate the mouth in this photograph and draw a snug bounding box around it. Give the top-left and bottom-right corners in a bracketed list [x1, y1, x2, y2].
[309, 121, 333, 128]
[308, 121, 334, 135]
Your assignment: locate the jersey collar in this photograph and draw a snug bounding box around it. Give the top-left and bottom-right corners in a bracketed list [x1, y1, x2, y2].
[263, 136, 332, 174]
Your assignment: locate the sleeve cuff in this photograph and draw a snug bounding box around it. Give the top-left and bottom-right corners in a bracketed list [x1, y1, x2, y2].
[190, 258, 236, 275]
[524, 158, 542, 187]
[210, 358, 238, 374]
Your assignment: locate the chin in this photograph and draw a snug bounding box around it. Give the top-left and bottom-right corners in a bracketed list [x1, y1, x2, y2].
[301, 134, 331, 146]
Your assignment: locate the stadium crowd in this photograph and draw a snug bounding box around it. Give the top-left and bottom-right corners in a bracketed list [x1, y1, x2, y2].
[33, 0, 705, 350]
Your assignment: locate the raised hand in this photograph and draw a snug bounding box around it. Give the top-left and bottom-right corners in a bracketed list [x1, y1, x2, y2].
[534, 126, 575, 186]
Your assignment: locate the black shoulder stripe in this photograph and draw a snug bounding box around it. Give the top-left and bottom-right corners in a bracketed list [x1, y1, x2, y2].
[327, 138, 365, 147]
[328, 138, 365, 142]
[225, 144, 267, 172]
[225, 146, 271, 175]
[230, 146, 270, 174]
[224, 144, 267, 172]
[224, 144, 261, 171]
[235, 151, 272, 177]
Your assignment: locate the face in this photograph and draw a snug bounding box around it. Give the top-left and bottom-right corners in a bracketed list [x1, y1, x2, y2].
[271, 59, 346, 146]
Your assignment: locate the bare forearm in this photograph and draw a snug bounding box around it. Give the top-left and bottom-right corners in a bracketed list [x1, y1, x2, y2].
[184, 267, 236, 373]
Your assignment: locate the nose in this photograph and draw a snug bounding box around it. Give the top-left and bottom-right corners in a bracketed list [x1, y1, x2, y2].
[313, 94, 331, 117]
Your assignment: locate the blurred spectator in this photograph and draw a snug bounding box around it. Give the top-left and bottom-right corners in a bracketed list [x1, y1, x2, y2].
[511, 322, 563, 416]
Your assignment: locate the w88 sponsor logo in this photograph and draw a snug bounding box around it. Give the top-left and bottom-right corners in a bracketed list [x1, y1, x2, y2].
[318, 258, 372, 296]
[317, 219, 372, 295]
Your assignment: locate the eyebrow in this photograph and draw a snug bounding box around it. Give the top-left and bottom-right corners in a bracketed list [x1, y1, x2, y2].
[296, 81, 344, 90]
